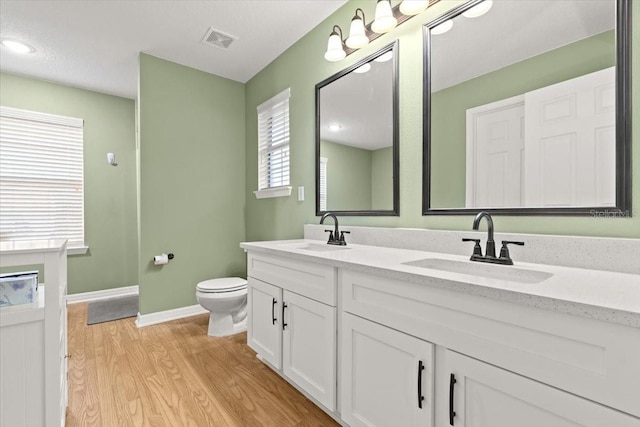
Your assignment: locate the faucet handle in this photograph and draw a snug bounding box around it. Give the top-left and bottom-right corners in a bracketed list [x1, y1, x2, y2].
[462, 238, 483, 257]
[339, 230, 351, 244]
[499, 240, 524, 264]
[324, 229, 335, 242]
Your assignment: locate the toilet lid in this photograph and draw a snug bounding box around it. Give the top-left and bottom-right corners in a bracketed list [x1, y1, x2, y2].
[197, 277, 247, 293]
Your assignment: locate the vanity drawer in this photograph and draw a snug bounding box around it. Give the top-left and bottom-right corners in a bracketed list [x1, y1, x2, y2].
[341, 269, 640, 417]
[248, 253, 336, 306]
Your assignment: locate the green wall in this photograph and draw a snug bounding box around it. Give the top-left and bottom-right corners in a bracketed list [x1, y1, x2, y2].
[371, 147, 393, 210]
[431, 30, 615, 208]
[321, 140, 372, 210]
[245, 0, 640, 239]
[320, 141, 393, 211]
[0, 73, 138, 294]
[138, 54, 246, 315]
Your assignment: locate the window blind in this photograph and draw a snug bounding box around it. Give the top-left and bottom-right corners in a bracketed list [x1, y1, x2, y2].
[0, 106, 85, 247]
[320, 157, 328, 211]
[257, 88, 290, 190]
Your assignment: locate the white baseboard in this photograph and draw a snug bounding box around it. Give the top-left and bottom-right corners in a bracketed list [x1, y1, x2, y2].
[135, 304, 207, 328]
[66, 285, 138, 304]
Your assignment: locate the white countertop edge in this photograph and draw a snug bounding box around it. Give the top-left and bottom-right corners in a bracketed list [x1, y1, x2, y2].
[240, 240, 640, 329]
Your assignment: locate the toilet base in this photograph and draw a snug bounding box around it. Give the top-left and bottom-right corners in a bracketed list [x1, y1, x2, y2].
[207, 312, 248, 337]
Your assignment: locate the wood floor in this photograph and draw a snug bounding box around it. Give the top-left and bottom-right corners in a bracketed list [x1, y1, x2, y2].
[65, 303, 339, 427]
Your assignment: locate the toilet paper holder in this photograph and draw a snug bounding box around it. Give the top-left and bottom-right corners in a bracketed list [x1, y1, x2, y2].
[153, 253, 175, 265]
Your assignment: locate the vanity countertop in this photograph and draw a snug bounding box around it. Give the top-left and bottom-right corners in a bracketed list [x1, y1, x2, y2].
[241, 239, 640, 328]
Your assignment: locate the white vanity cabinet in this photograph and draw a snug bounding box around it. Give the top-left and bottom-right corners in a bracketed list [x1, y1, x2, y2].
[341, 269, 640, 426]
[0, 240, 68, 427]
[341, 312, 434, 427]
[247, 278, 282, 368]
[242, 242, 640, 427]
[437, 349, 639, 427]
[246, 253, 337, 412]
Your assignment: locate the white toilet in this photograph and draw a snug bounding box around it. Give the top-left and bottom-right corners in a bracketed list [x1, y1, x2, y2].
[196, 277, 248, 337]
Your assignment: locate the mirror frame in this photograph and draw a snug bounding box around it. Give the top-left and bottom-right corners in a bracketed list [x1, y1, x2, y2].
[422, 0, 632, 216]
[315, 41, 400, 217]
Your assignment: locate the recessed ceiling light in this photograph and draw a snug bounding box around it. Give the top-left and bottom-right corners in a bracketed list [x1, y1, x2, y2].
[0, 39, 35, 54]
[462, 0, 493, 18]
[431, 19, 453, 35]
[353, 63, 371, 74]
[329, 124, 341, 132]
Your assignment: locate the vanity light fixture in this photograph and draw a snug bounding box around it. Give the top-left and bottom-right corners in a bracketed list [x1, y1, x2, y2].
[324, 0, 441, 62]
[328, 124, 342, 132]
[353, 63, 372, 74]
[372, 0, 397, 34]
[0, 39, 35, 54]
[324, 25, 346, 62]
[462, 0, 493, 18]
[346, 8, 369, 49]
[399, 0, 429, 16]
[431, 19, 453, 35]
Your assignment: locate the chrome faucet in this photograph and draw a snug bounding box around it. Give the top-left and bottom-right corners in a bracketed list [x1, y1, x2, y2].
[320, 212, 349, 246]
[463, 211, 524, 265]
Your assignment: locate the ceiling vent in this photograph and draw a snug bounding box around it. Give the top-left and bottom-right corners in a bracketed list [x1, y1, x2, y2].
[201, 27, 237, 49]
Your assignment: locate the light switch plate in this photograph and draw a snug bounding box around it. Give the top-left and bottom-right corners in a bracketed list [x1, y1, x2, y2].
[298, 186, 304, 201]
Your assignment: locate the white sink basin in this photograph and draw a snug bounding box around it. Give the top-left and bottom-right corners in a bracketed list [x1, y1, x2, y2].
[283, 242, 351, 252]
[402, 258, 552, 284]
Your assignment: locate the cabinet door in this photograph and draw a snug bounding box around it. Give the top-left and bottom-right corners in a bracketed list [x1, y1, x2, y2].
[436, 349, 640, 427]
[341, 313, 434, 427]
[282, 290, 336, 411]
[247, 278, 282, 369]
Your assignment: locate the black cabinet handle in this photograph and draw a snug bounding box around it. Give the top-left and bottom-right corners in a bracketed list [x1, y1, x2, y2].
[449, 373, 457, 426]
[282, 302, 288, 330]
[271, 298, 277, 325]
[417, 360, 425, 409]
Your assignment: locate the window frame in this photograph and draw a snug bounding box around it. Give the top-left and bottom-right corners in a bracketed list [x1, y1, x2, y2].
[254, 88, 292, 199]
[0, 106, 87, 253]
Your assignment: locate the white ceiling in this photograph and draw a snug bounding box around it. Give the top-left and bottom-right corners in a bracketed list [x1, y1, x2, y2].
[320, 54, 394, 151]
[0, 0, 347, 100]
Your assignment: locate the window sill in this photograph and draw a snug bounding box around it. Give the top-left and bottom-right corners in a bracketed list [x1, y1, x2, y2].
[68, 246, 89, 256]
[253, 186, 292, 199]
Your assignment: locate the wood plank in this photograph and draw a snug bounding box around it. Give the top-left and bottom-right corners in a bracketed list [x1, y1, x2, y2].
[65, 304, 339, 426]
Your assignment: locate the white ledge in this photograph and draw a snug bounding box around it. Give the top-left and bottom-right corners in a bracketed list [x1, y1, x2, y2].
[254, 186, 292, 199]
[68, 245, 89, 255]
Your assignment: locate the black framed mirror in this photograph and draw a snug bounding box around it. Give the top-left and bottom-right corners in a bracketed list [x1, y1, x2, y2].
[316, 41, 399, 216]
[423, 0, 631, 216]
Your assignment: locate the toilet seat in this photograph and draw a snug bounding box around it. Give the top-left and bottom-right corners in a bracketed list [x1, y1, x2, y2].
[196, 277, 247, 293]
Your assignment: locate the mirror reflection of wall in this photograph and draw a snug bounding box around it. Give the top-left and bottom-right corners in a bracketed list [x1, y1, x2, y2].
[427, 0, 622, 211]
[317, 43, 398, 215]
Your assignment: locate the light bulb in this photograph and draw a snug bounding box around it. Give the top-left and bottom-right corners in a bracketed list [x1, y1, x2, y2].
[399, 0, 428, 16]
[374, 51, 393, 63]
[0, 39, 35, 54]
[372, 0, 397, 34]
[346, 11, 369, 49]
[353, 63, 371, 74]
[324, 28, 346, 62]
[431, 19, 453, 35]
[462, 0, 493, 18]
